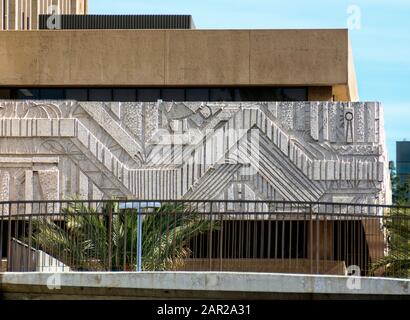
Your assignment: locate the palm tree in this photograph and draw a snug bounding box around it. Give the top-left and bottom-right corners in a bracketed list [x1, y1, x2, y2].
[371, 208, 410, 278]
[31, 201, 212, 271]
[371, 165, 410, 278]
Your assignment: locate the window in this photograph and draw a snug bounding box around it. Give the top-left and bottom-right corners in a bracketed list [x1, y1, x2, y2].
[397, 163, 410, 175]
[186, 88, 209, 101]
[234, 88, 282, 101]
[6, 87, 308, 102]
[66, 89, 88, 101]
[16, 89, 40, 99]
[113, 89, 137, 102]
[40, 89, 65, 100]
[0, 89, 11, 99]
[397, 143, 410, 162]
[282, 88, 308, 101]
[162, 89, 185, 101]
[210, 88, 234, 101]
[89, 89, 112, 101]
[138, 89, 161, 102]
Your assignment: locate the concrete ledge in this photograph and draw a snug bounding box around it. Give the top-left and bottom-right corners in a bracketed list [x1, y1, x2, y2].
[1, 272, 410, 300]
[0, 29, 355, 100]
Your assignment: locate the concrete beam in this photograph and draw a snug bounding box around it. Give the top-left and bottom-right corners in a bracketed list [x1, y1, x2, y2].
[0, 29, 357, 101]
[1, 272, 410, 300]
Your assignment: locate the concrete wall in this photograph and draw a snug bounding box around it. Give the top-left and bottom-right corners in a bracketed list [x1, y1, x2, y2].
[176, 259, 346, 275]
[0, 29, 357, 100]
[9, 238, 70, 272]
[1, 272, 410, 300]
[0, 100, 390, 205]
[0, 96, 388, 276]
[0, 0, 87, 30]
[308, 87, 333, 101]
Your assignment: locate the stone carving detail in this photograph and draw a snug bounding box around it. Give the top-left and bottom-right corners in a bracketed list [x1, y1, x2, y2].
[0, 171, 10, 211]
[0, 101, 73, 118]
[37, 169, 59, 212]
[344, 108, 355, 143]
[0, 100, 391, 206]
[38, 170, 59, 201]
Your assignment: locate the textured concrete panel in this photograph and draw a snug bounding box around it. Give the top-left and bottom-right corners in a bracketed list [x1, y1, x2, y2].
[250, 30, 348, 85]
[0, 100, 390, 206]
[0, 29, 357, 100]
[0, 0, 88, 30]
[1, 272, 410, 300]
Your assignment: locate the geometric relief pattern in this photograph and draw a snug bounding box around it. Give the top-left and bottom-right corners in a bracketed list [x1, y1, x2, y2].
[0, 100, 391, 206]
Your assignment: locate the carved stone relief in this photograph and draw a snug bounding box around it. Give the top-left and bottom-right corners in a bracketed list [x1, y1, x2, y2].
[0, 100, 391, 207]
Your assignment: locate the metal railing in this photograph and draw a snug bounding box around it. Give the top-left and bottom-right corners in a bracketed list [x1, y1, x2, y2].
[1, 200, 410, 278]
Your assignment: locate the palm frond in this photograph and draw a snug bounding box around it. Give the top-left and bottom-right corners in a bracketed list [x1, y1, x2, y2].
[371, 207, 410, 278]
[32, 200, 214, 271]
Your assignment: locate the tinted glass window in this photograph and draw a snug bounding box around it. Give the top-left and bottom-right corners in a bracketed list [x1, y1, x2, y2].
[7, 87, 308, 102]
[398, 163, 410, 174]
[89, 89, 112, 101]
[138, 89, 161, 102]
[397, 143, 410, 162]
[186, 89, 209, 101]
[113, 89, 137, 102]
[283, 88, 308, 101]
[210, 88, 234, 101]
[234, 88, 282, 101]
[0, 89, 11, 99]
[40, 89, 65, 100]
[66, 89, 88, 101]
[162, 89, 185, 101]
[16, 89, 40, 99]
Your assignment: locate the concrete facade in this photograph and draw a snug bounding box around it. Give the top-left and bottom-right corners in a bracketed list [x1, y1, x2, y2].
[0, 0, 87, 30]
[0, 29, 357, 101]
[0, 100, 390, 205]
[1, 272, 410, 300]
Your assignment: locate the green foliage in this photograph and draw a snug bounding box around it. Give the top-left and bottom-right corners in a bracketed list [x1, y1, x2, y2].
[390, 162, 410, 205]
[371, 208, 410, 278]
[31, 201, 212, 271]
[370, 164, 410, 278]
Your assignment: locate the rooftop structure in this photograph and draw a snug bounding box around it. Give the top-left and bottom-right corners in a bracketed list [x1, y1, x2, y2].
[39, 14, 195, 29]
[0, 0, 88, 30]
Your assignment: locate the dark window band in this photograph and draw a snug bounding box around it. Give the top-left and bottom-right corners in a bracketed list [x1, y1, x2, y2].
[1, 87, 308, 102]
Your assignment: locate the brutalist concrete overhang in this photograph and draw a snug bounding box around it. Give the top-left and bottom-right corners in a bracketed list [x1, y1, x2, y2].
[0, 29, 357, 101]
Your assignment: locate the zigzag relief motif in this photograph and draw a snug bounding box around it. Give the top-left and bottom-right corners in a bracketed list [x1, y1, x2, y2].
[0, 101, 390, 205]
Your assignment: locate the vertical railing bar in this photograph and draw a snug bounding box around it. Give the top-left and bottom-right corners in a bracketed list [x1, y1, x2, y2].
[0, 204, 4, 268]
[208, 201, 213, 271]
[295, 203, 300, 266]
[219, 203, 223, 272]
[27, 212, 33, 272]
[267, 203, 272, 260]
[7, 202, 12, 271]
[14, 203, 19, 270]
[315, 204, 319, 274]
[289, 203, 293, 271]
[346, 204, 350, 275]
[107, 200, 113, 271]
[309, 204, 313, 275]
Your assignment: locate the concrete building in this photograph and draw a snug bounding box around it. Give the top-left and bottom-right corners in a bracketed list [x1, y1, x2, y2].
[397, 141, 410, 185]
[0, 6, 392, 278]
[0, 25, 388, 204]
[0, 0, 87, 30]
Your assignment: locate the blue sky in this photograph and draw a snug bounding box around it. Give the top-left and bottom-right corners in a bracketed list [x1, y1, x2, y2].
[89, 0, 410, 162]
